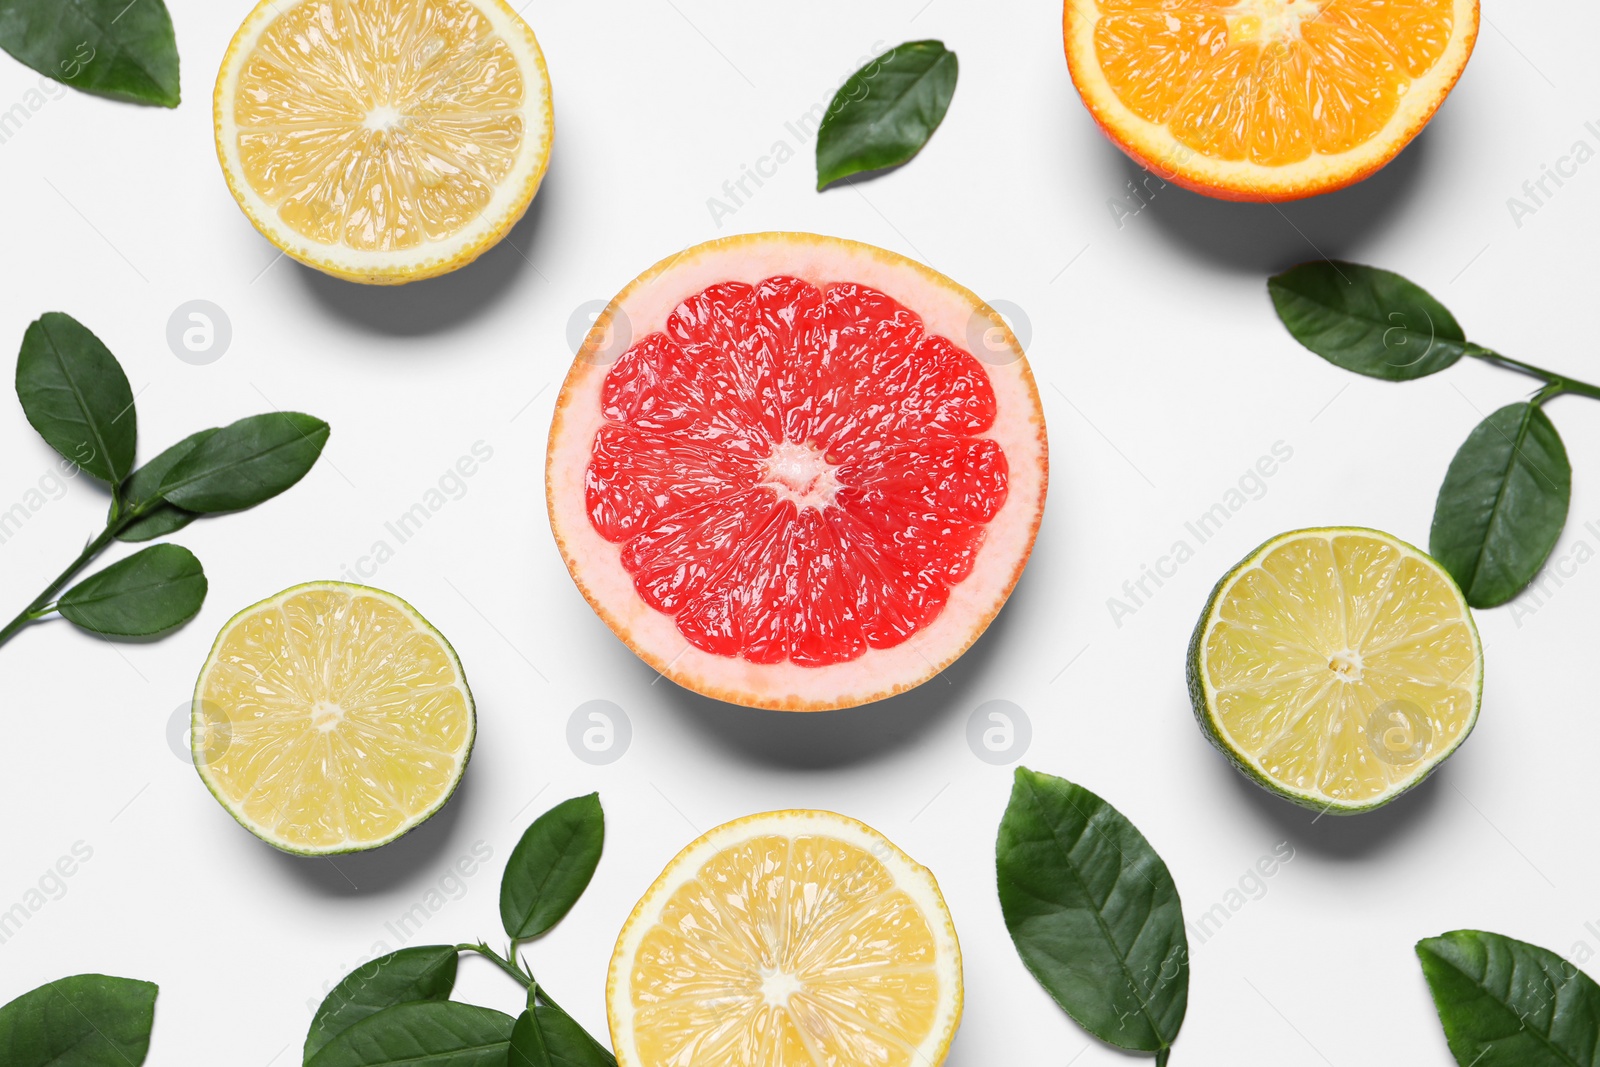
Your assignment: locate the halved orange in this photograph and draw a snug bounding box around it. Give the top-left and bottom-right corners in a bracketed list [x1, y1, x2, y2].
[1065, 0, 1479, 201]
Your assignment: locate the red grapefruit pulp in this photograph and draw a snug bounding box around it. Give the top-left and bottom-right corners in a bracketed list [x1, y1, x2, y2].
[548, 234, 1048, 710]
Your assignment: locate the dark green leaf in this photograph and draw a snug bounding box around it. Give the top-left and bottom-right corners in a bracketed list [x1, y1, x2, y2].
[1430, 402, 1571, 608]
[1417, 929, 1600, 1066]
[114, 428, 215, 542]
[501, 793, 605, 941]
[0, 0, 180, 106]
[533, 999, 616, 1067]
[304, 947, 459, 1064]
[508, 1010, 553, 1067]
[305, 1001, 514, 1067]
[0, 973, 157, 1066]
[157, 411, 329, 513]
[15, 312, 136, 484]
[57, 543, 205, 636]
[1268, 261, 1470, 381]
[816, 40, 957, 190]
[996, 767, 1188, 1055]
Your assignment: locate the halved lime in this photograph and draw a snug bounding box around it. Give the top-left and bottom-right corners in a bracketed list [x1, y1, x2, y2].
[1188, 528, 1482, 814]
[193, 582, 474, 854]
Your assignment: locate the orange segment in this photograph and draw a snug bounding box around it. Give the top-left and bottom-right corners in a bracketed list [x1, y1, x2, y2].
[1067, 0, 1478, 199]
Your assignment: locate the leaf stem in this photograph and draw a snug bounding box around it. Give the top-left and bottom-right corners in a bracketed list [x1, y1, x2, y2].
[456, 942, 572, 1017]
[1467, 346, 1600, 403]
[0, 500, 156, 649]
[1156, 1049, 1171, 1067]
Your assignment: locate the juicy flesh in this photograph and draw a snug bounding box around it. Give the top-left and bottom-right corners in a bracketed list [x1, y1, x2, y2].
[1093, 0, 1457, 164]
[585, 277, 1010, 668]
[233, 0, 526, 250]
[630, 833, 943, 1067]
[1202, 534, 1478, 804]
[197, 589, 471, 849]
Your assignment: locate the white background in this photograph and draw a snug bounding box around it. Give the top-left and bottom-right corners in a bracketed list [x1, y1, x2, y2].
[1, 1, 1596, 1064]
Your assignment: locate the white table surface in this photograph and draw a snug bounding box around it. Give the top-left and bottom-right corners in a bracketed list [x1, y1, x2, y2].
[1, 1, 1595, 1063]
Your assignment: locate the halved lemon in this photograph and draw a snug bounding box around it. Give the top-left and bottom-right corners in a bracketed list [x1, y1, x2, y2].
[1189, 529, 1482, 813]
[193, 582, 474, 854]
[1065, 0, 1479, 200]
[608, 810, 963, 1067]
[214, 0, 554, 283]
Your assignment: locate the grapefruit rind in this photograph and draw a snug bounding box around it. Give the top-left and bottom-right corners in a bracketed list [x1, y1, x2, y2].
[546, 232, 1049, 711]
[1187, 527, 1483, 814]
[213, 0, 554, 285]
[192, 581, 475, 855]
[606, 809, 963, 1067]
[1064, 0, 1479, 202]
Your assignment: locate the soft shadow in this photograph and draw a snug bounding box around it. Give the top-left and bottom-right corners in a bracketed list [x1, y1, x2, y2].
[1220, 755, 1446, 860]
[295, 173, 552, 337]
[1113, 129, 1433, 274]
[261, 769, 475, 896]
[657, 574, 1035, 771]
[821, 159, 913, 191]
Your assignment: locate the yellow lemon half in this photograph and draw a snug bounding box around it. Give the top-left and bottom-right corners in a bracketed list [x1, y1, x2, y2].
[215, 0, 553, 284]
[608, 810, 963, 1067]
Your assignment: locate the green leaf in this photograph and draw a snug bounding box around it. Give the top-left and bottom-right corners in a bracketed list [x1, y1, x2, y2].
[508, 1010, 553, 1067]
[501, 793, 605, 941]
[1417, 929, 1600, 1066]
[114, 429, 216, 542]
[1268, 261, 1470, 381]
[0, 973, 157, 1066]
[815, 40, 957, 190]
[157, 411, 329, 513]
[15, 312, 136, 485]
[1430, 402, 1571, 608]
[996, 767, 1188, 1056]
[57, 543, 206, 636]
[304, 947, 459, 1064]
[0, 0, 180, 107]
[533, 1000, 616, 1067]
[305, 1001, 514, 1067]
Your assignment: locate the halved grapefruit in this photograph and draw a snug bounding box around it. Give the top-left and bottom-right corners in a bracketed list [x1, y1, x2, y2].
[1065, 0, 1479, 201]
[547, 233, 1048, 711]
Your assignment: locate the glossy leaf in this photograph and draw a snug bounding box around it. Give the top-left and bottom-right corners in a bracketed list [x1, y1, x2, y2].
[996, 767, 1188, 1056]
[1430, 402, 1571, 608]
[157, 411, 329, 513]
[533, 999, 617, 1067]
[1269, 261, 1469, 381]
[0, 0, 180, 106]
[508, 1010, 553, 1067]
[501, 793, 605, 941]
[0, 973, 157, 1066]
[304, 947, 459, 1064]
[114, 429, 215, 542]
[816, 40, 957, 189]
[1418, 929, 1600, 1066]
[305, 1001, 514, 1067]
[15, 312, 136, 484]
[57, 543, 205, 636]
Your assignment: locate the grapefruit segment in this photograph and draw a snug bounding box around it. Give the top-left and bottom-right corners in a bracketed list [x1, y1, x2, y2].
[548, 234, 1047, 711]
[1067, 0, 1478, 200]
